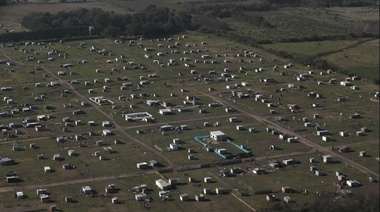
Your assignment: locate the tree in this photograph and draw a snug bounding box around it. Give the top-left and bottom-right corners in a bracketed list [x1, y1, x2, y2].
[0, 0, 7, 6]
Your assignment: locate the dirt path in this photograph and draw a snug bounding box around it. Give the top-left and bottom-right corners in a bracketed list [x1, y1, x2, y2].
[189, 87, 379, 178]
[316, 38, 378, 58]
[0, 170, 157, 193]
[39, 65, 175, 169]
[0, 42, 377, 198]
[0, 46, 25, 66]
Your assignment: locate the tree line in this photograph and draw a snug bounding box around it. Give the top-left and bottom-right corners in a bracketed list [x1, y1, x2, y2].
[187, 2, 272, 19]
[0, 5, 192, 42]
[267, 0, 376, 7]
[20, 6, 191, 38]
[0, 27, 98, 43]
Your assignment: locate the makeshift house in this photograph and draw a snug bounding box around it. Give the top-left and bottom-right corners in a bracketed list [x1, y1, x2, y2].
[215, 187, 227, 194]
[339, 131, 349, 137]
[188, 154, 195, 160]
[269, 161, 281, 168]
[150, 160, 160, 167]
[282, 186, 292, 193]
[168, 178, 179, 186]
[82, 186, 92, 194]
[169, 143, 180, 150]
[317, 130, 329, 136]
[315, 170, 324, 176]
[40, 194, 50, 203]
[282, 159, 296, 165]
[204, 177, 212, 183]
[102, 121, 112, 127]
[52, 154, 61, 161]
[356, 131, 364, 136]
[44, 166, 52, 173]
[159, 108, 172, 115]
[203, 188, 212, 194]
[36, 189, 47, 196]
[7, 176, 20, 183]
[112, 197, 120, 204]
[253, 168, 265, 175]
[12, 146, 23, 151]
[179, 193, 189, 201]
[105, 184, 117, 193]
[65, 196, 73, 203]
[236, 125, 244, 130]
[102, 129, 112, 136]
[156, 179, 171, 190]
[266, 194, 276, 202]
[338, 175, 346, 181]
[322, 135, 331, 142]
[310, 166, 317, 172]
[210, 131, 226, 141]
[0, 157, 15, 166]
[346, 180, 361, 187]
[62, 162, 74, 169]
[284, 196, 293, 204]
[322, 155, 332, 163]
[160, 125, 173, 131]
[340, 81, 351, 86]
[136, 162, 148, 169]
[195, 194, 205, 201]
[67, 149, 76, 156]
[132, 184, 147, 192]
[135, 193, 149, 201]
[16, 191, 25, 199]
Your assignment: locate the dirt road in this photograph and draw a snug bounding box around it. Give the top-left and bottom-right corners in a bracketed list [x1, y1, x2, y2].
[190, 87, 379, 178]
[39, 65, 175, 169]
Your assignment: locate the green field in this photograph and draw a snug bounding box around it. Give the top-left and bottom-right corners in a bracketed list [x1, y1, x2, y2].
[0, 32, 378, 209]
[323, 39, 380, 80]
[0, 2, 379, 211]
[261, 40, 358, 57]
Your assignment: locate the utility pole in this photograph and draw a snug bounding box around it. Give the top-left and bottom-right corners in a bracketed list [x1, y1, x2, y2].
[89, 26, 94, 36]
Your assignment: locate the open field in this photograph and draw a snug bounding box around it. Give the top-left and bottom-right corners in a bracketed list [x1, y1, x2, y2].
[0, 18, 378, 212]
[0, 151, 376, 212]
[261, 38, 379, 81]
[0, 1, 130, 24]
[224, 6, 379, 42]
[261, 40, 359, 57]
[322, 39, 379, 80]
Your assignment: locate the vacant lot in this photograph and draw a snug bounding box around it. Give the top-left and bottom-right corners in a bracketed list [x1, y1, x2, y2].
[323, 39, 379, 80]
[261, 40, 359, 57]
[0, 1, 130, 24]
[224, 6, 379, 42]
[0, 27, 378, 212]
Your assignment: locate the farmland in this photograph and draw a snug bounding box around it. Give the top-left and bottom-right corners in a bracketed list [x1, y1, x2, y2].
[0, 1, 379, 211]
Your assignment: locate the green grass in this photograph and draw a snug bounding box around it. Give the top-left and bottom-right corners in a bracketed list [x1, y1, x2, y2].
[323, 39, 379, 80]
[224, 6, 379, 42]
[0, 171, 253, 212]
[262, 40, 358, 57]
[0, 30, 378, 211]
[336, 142, 380, 174]
[0, 1, 131, 24]
[0, 21, 26, 34]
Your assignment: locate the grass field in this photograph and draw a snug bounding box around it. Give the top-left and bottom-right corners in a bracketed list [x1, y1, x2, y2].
[224, 6, 379, 42]
[0, 151, 377, 211]
[261, 40, 359, 57]
[0, 1, 130, 24]
[322, 39, 379, 80]
[0, 23, 378, 212]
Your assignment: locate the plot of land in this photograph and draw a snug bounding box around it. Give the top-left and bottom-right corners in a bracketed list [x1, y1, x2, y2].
[0, 28, 378, 211]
